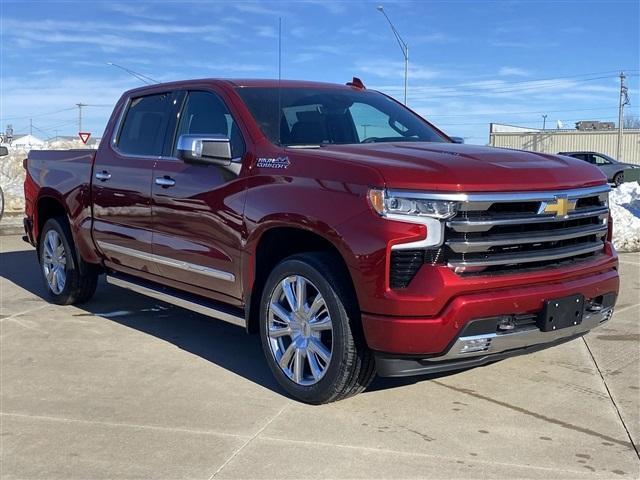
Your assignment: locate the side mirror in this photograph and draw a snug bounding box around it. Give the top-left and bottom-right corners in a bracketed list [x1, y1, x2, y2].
[176, 134, 232, 166]
[450, 136, 465, 144]
[0, 146, 8, 157]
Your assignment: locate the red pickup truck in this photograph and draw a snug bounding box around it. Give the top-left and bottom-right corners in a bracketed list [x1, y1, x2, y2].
[24, 78, 618, 404]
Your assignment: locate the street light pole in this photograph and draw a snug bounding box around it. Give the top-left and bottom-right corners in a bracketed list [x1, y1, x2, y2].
[377, 5, 409, 105]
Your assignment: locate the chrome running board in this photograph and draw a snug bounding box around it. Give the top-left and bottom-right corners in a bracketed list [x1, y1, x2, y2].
[106, 274, 246, 328]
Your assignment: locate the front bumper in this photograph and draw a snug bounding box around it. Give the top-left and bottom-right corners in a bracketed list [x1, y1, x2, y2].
[375, 303, 613, 377]
[362, 266, 619, 356]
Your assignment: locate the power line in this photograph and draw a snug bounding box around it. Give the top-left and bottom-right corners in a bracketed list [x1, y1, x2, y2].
[437, 115, 619, 127]
[445, 69, 640, 90]
[418, 74, 639, 98]
[427, 106, 619, 118]
[380, 73, 640, 99]
[0, 107, 76, 122]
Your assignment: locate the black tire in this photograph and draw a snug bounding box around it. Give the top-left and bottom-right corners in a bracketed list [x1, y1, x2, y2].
[259, 252, 375, 404]
[613, 172, 624, 187]
[38, 217, 98, 305]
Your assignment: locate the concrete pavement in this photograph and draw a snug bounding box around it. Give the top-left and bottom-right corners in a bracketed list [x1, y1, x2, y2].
[1, 234, 638, 479]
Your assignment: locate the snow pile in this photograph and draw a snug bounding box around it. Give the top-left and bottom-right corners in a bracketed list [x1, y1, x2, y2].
[0, 141, 95, 214]
[0, 149, 27, 213]
[610, 182, 640, 252]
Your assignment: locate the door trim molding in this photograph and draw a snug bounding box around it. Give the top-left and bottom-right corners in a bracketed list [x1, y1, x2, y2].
[97, 241, 236, 282]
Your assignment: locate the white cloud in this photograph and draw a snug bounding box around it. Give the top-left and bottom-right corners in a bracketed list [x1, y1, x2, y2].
[498, 66, 530, 76]
[490, 40, 558, 48]
[290, 26, 307, 38]
[1, 17, 235, 52]
[410, 32, 459, 44]
[301, 0, 347, 14]
[355, 60, 440, 81]
[11, 30, 165, 52]
[256, 26, 278, 38]
[101, 3, 173, 22]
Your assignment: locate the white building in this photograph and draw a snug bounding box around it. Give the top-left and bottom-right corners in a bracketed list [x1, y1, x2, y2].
[12, 134, 45, 150]
[489, 124, 640, 165]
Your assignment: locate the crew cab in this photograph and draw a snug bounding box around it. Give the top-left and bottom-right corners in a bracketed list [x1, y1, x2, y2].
[24, 78, 619, 404]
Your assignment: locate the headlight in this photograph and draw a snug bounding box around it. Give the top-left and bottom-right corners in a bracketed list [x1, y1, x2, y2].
[368, 189, 458, 219]
[367, 188, 459, 249]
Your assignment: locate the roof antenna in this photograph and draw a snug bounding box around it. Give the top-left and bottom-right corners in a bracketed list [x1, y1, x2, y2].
[277, 17, 283, 148]
[107, 62, 160, 85]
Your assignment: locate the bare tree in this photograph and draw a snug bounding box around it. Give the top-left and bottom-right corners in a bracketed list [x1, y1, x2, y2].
[623, 114, 640, 129]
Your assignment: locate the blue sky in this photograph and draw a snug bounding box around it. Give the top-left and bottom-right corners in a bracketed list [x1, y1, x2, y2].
[1, 0, 638, 144]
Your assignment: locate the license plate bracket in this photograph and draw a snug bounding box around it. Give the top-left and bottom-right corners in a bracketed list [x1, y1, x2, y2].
[538, 294, 584, 332]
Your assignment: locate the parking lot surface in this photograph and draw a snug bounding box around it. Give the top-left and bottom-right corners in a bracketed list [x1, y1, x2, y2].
[1, 234, 638, 479]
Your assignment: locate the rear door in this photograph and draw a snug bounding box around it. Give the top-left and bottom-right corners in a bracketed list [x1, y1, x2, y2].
[151, 89, 248, 301]
[93, 91, 180, 273]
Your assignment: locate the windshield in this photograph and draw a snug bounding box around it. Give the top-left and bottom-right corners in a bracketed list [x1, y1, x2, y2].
[236, 87, 448, 146]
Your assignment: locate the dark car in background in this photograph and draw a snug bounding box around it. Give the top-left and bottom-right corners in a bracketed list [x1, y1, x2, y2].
[559, 151, 640, 186]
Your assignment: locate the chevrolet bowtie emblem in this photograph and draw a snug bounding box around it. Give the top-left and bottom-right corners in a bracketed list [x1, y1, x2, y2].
[540, 196, 577, 218]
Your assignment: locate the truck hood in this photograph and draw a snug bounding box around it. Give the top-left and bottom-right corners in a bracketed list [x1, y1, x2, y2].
[308, 142, 607, 192]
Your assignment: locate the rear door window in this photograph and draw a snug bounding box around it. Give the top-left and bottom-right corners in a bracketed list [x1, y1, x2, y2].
[117, 92, 176, 156]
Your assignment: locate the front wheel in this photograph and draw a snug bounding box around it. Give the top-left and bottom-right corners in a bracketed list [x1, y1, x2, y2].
[259, 253, 375, 404]
[39, 217, 98, 305]
[613, 172, 624, 187]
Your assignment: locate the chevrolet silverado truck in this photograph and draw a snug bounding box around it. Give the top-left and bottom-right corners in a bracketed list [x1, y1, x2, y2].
[24, 78, 618, 404]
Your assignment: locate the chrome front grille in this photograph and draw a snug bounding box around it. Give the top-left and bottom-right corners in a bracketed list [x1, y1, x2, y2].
[444, 185, 609, 275]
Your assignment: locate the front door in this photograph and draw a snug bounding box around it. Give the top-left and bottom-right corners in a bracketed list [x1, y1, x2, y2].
[151, 90, 247, 301]
[93, 91, 179, 274]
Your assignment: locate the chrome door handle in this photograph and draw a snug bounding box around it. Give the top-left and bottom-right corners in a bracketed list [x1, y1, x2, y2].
[155, 176, 176, 187]
[95, 171, 111, 181]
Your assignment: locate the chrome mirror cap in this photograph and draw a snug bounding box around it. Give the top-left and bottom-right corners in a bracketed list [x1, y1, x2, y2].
[176, 134, 232, 166]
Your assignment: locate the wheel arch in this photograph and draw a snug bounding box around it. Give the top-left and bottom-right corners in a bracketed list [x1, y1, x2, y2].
[244, 222, 359, 334]
[35, 192, 69, 245]
[35, 193, 100, 275]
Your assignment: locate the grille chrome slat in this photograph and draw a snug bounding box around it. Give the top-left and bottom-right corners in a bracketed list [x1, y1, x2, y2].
[443, 186, 610, 275]
[446, 223, 608, 253]
[447, 206, 609, 233]
[447, 242, 605, 269]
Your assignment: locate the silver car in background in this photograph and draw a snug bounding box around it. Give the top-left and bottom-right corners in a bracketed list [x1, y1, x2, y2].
[559, 151, 640, 186]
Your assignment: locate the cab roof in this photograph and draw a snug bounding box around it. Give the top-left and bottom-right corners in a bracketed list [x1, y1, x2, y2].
[122, 78, 360, 97]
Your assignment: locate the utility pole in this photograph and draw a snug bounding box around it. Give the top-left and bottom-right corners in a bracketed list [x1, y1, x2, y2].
[617, 71, 629, 161]
[76, 103, 87, 133]
[542, 114, 547, 131]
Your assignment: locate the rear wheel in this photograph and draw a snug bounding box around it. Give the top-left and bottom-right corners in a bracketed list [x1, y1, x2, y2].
[613, 172, 624, 186]
[39, 217, 98, 305]
[259, 253, 375, 404]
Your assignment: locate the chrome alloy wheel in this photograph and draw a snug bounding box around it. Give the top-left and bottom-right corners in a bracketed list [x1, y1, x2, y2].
[266, 275, 333, 386]
[42, 230, 67, 295]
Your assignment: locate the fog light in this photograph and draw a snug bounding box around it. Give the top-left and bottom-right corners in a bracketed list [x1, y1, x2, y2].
[459, 337, 492, 354]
